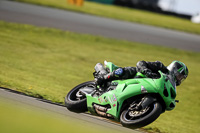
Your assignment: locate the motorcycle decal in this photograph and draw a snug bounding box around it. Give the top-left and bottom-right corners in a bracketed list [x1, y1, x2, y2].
[98, 96, 115, 103]
[107, 94, 117, 105]
[108, 96, 113, 104]
[113, 94, 117, 101]
[141, 85, 148, 93]
[104, 97, 108, 102]
[98, 97, 103, 103]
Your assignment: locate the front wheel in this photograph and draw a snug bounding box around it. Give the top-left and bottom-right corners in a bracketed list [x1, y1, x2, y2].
[120, 102, 162, 129]
[65, 81, 95, 113]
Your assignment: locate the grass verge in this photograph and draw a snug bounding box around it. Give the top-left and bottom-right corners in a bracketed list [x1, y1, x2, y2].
[14, 0, 200, 35]
[0, 21, 199, 133]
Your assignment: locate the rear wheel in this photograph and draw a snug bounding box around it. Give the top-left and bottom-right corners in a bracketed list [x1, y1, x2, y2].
[120, 101, 162, 129]
[65, 81, 95, 113]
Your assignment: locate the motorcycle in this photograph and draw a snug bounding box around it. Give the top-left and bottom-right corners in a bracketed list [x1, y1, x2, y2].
[65, 61, 178, 128]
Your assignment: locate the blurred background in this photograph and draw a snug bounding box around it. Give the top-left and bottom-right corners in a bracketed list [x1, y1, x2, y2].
[88, 0, 200, 21]
[0, 0, 199, 133]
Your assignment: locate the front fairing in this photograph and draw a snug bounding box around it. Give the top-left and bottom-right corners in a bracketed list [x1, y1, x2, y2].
[153, 71, 177, 110]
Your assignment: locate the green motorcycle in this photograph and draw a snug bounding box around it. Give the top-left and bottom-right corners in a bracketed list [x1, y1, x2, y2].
[65, 61, 178, 128]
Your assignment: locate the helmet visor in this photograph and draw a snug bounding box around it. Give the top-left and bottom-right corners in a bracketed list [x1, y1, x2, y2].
[175, 72, 186, 85]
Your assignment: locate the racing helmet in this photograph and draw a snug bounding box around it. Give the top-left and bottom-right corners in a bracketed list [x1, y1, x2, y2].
[167, 61, 189, 86]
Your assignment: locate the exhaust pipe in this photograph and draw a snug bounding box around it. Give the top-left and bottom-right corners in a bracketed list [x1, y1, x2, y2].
[93, 104, 107, 112]
[93, 104, 114, 118]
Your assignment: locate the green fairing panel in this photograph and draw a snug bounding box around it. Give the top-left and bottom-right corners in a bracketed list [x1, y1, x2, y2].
[114, 78, 158, 100]
[152, 71, 176, 110]
[86, 78, 159, 119]
[105, 62, 119, 72]
[86, 90, 119, 119]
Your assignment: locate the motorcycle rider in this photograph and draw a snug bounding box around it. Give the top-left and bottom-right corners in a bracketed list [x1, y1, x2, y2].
[95, 60, 188, 86]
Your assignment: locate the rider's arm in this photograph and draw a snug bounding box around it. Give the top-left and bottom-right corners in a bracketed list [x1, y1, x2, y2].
[95, 67, 137, 85]
[136, 61, 168, 77]
[105, 67, 137, 80]
[120, 67, 137, 79]
[150, 61, 169, 73]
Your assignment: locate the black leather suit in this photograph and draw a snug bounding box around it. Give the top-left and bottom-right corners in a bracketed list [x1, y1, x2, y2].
[100, 61, 169, 84]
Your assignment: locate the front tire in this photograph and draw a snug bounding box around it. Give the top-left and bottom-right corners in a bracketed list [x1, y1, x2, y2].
[120, 102, 162, 129]
[65, 81, 95, 113]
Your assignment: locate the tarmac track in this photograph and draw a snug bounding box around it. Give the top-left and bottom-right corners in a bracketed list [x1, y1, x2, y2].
[0, 0, 200, 51]
[0, 87, 142, 133]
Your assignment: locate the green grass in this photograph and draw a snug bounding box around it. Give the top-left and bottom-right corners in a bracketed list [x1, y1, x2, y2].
[0, 21, 200, 133]
[0, 97, 124, 133]
[15, 0, 200, 35]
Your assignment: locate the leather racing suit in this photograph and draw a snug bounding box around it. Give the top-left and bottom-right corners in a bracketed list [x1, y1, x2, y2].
[95, 61, 169, 85]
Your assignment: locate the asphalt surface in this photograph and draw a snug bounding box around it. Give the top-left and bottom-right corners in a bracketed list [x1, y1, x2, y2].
[0, 88, 142, 133]
[0, 0, 200, 51]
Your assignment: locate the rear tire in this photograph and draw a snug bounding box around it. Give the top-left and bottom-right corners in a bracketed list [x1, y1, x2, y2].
[65, 81, 95, 113]
[120, 102, 162, 129]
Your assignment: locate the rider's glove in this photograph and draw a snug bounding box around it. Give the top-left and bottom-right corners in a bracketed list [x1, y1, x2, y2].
[95, 75, 105, 86]
[143, 69, 157, 78]
[146, 72, 157, 78]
